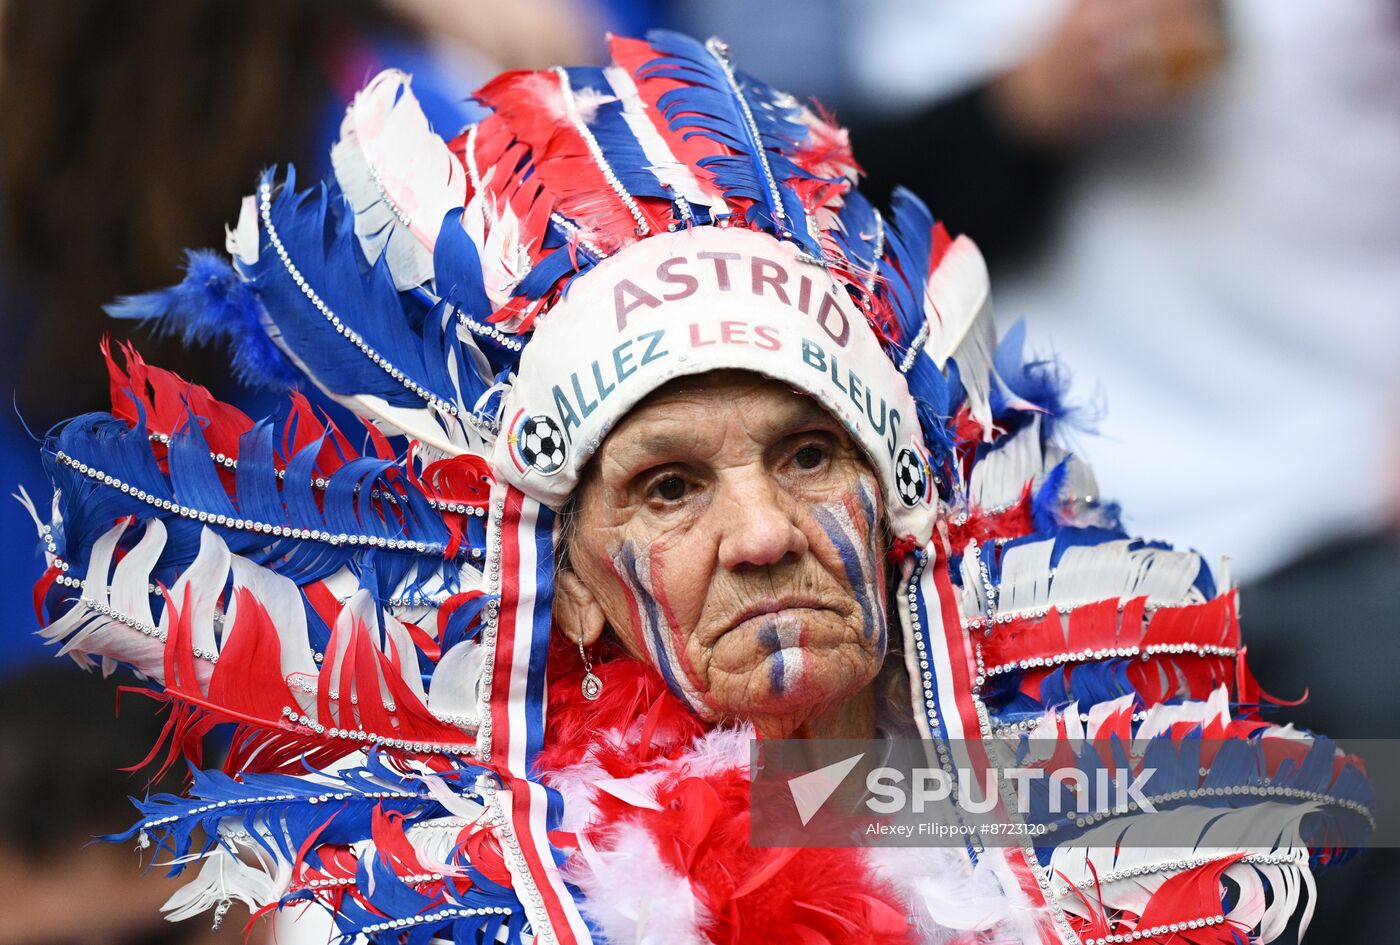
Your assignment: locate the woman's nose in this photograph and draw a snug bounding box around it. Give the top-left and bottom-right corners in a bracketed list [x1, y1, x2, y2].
[713, 470, 809, 571]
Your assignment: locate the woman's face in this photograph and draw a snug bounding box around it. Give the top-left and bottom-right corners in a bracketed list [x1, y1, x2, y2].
[556, 371, 888, 735]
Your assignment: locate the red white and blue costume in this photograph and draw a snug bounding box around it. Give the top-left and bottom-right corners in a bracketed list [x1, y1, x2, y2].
[24, 31, 1370, 945]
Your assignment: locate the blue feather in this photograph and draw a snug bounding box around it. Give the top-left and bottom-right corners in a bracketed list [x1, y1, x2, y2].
[1031, 457, 1072, 532]
[40, 398, 466, 609]
[874, 188, 955, 463]
[834, 189, 881, 287]
[640, 30, 824, 259]
[991, 319, 1088, 442]
[243, 167, 457, 412]
[115, 753, 486, 873]
[880, 188, 933, 350]
[567, 66, 674, 202]
[106, 250, 300, 389]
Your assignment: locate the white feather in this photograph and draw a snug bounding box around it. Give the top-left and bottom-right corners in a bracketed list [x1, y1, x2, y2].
[461, 186, 533, 316]
[426, 639, 487, 733]
[160, 528, 231, 692]
[925, 236, 996, 437]
[331, 70, 467, 291]
[227, 555, 318, 713]
[43, 520, 167, 679]
[160, 846, 285, 922]
[863, 844, 1043, 943]
[987, 539, 1209, 627]
[563, 821, 712, 945]
[1048, 801, 1317, 937]
[969, 414, 1044, 512]
[268, 336, 475, 456]
[225, 194, 259, 267]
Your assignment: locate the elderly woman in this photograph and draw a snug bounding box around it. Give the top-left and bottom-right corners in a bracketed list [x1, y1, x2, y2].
[28, 30, 1367, 945]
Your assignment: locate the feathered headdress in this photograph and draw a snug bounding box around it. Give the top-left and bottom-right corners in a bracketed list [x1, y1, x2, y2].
[24, 31, 1368, 945]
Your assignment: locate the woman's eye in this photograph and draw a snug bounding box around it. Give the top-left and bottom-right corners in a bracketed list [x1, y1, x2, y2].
[793, 444, 827, 471]
[651, 475, 689, 502]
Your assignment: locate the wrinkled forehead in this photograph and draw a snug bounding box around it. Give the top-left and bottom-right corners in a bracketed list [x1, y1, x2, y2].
[582, 369, 865, 481]
[491, 227, 938, 543]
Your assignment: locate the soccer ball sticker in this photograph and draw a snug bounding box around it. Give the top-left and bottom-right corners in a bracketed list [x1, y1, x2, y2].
[518, 415, 568, 476]
[894, 446, 927, 508]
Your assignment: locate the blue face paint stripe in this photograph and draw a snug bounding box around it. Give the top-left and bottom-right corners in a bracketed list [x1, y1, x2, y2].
[854, 480, 878, 536]
[759, 621, 785, 694]
[854, 481, 888, 657]
[812, 503, 877, 641]
[619, 540, 686, 700]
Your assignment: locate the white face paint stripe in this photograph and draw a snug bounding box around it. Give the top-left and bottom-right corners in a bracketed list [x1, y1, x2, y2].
[757, 616, 806, 696]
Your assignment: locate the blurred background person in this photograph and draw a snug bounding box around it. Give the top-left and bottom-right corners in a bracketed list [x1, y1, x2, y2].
[0, 2, 616, 941]
[0, 0, 613, 667]
[673, 0, 1400, 939]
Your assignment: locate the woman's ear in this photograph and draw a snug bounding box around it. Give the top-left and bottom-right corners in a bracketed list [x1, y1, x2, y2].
[554, 569, 607, 647]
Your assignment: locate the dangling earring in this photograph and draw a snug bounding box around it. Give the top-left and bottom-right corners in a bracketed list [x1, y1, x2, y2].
[578, 636, 603, 700]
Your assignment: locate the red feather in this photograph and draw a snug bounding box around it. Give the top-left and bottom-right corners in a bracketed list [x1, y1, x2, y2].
[475, 70, 673, 254]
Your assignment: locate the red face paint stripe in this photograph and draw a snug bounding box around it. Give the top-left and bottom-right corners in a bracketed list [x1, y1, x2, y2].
[647, 542, 711, 703]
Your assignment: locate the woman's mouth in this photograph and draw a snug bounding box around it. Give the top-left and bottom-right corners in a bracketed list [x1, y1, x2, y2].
[723, 598, 830, 636]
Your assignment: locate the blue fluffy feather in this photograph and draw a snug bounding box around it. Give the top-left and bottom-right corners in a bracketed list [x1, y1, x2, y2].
[991, 319, 1089, 442]
[106, 250, 300, 389]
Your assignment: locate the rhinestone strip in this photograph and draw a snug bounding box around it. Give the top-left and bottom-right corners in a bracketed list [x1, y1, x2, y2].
[257, 181, 460, 418]
[146, 431, 488, 517]
[473, 495, 505, 762]
[703, 38, 786, 231]
[1040, 783, 1374, 833]
[1082, 914, 1228, 945]
[863, 206, 885, 296]
[358, 905, 515, 937]
[53, 449, 447, 556]
[1054, 851, 1307, 898]
[960, 541, 1081, 943]
[898, 318, 931, 374]
[982, 643, 1239, 678]
[277, 705, 477, 757]
[904, 550, 980, 859]
[479, 781, 558, 945]
[553, 66, 650, 237]
[549, 212, 607, 262]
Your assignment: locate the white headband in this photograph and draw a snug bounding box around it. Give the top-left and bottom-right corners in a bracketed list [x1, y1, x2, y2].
[494, 226, 938, 542]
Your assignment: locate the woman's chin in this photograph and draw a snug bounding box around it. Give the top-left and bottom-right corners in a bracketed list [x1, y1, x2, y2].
[716, 650, 878, 732]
